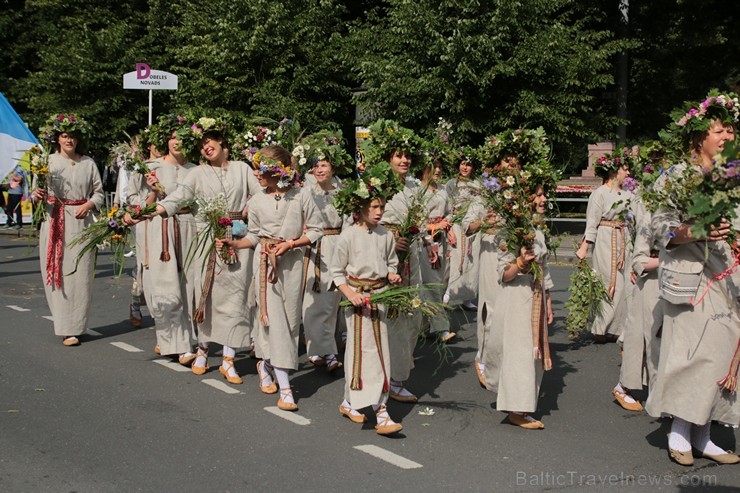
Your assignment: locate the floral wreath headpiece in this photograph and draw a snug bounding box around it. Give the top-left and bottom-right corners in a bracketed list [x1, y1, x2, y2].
[40, 113, 92, 145]
[149, 114, 191, 155]
[293, 129, 354, 178]
[332, 158, 404, 217]
[364, 119, 422, 161]
[233, 125, 278, 165]
[670, 90, 739, 136]
[481, 127, 550, 168]
[178, 116, 228, 162]
[253, 150, 297, 189]
[594, 146, 639, 180]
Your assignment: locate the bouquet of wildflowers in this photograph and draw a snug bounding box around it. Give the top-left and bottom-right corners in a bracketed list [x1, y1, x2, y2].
[564, 259, 611, 339]
[395, 180, 430, 267]
[28, 143, 52, 227]
[187, 193, 237, 268]
[68, 203, 158, 277]
[340, 283, 447, 320]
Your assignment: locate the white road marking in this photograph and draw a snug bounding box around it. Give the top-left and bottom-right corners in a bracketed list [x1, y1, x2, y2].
[353, 445, 423, 469]
[202, 379, 241, 395]
[264, 406, 311, 426]
[87, 329, 102, 336]
[6, 305, 30, 312]
[153, 359, 192, 373]
[110, 341, 144, 353]
[42, 316, 54, 321]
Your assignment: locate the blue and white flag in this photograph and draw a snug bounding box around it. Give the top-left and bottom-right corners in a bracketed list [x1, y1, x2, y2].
[0, 92, 38, 183]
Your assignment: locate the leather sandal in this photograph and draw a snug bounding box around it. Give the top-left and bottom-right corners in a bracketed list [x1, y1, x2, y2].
[669, 447, 694, 466]
[62, 336, 80, 346]
[326, 355, 343, 374]
[339, 404, 367, 423]
[612, 387, 643, 412]
[178, 352, 196, 366]
[509, 412, 544, 430]
[375, 405, 403, 435]
[191, 345, 209, 375]
[474, 359, 486, 388]
[389, 381, 418, 403]
[277, 388, 298, 412]
[308, 355, 327, 367]
[699, 450, 740, 465]
[219, 356, 243, 385]
[129, 304, 142, 328]
[257, 360, 277, 394]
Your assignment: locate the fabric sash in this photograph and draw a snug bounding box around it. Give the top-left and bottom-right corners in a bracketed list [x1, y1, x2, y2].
[346, 277, 389, 392]
[160, 207, 190, 265]
[310, 227, 342, 293]
[46, 197, 87, 289]
[530, 265, 552, 371]
[599, 218, 626, 297]
[258, 237, 282, 326]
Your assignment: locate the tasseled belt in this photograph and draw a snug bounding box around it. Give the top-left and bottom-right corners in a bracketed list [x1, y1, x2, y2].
[599, 218, 626, 297]
[258, 237, 283, 326]
[193, 210, 241, 324]
[346, 277, 389, 392]
[159, 207, 190, 271]
[303, 227, 342, 294]
[530, 267, 552, 371]
[46, 197, 87, 289]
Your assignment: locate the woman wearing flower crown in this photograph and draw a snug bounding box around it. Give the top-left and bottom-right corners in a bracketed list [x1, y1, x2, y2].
[298, 132, 353, 373]
[644, 91, 740, 466]
[31, 114, 104, 346]
[125, 115, 199, 365]
[370, 119, 426, 403]
[221, 145, 323, 411]
[417, 154, 456, 342]
[444, 148, 483, 311]
[330, 159, 405, 435]
[575, 149, 634, 342]
[484, 169, 554, 430]
[144, 118, 261, 384]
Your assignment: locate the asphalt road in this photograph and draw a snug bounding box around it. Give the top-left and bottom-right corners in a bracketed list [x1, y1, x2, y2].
[1, 232, 738, 492]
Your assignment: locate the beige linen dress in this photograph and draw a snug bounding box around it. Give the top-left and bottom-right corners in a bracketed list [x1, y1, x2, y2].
[159, 161, 261, 348]
[246, 187, 323, 370]
[583, 184, 632, 336]
[381, 178, 424, 382]
[38, 153, 104, 336]
[331, 224, 399, 409]
[444, 178, 483, 303]
[127, 158, 198, 355]
[485, 229, 553, 412]
[302, 178, 348, 357]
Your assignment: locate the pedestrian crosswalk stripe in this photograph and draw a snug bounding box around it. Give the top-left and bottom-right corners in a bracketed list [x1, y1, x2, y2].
[153, 359, 191, 373]
[110, 341, 144, 353]
[264, 406, 311, 426]
[353, 445, 423, 469]
[6, 305, 30, 312]
[202, 379, 241, 395]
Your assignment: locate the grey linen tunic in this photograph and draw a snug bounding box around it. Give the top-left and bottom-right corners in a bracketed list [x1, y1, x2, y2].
[583, 184, 632, 336]
[444, 178, 483, 303]
[159, 161, 261, 348]
[245, 187, 323, 370]
[38, 153, 104, 336]
[127, 158, 198, 355]
[330, 224, 398, 409]
[419, 186, 451, 334]
[485, 229, 554, 412]
[645, 164, 740, 426]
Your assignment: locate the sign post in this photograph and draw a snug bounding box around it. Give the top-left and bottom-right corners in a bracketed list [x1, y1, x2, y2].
[123, 63, 178, 126]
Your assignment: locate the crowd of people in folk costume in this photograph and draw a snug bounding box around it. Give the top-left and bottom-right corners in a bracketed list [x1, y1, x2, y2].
[27, 88, 739, 463]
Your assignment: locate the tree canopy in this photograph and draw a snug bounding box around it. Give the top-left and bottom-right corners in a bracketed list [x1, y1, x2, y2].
[1, 0, 737, 172]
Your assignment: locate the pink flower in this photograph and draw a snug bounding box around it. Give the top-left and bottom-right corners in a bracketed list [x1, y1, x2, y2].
[218, 218, 233, 227]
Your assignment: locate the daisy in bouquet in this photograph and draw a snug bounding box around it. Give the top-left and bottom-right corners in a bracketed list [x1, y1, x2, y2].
[68, 203, 158, 276]
[186, 192, 238, 268]
[27, 143, 52, 227]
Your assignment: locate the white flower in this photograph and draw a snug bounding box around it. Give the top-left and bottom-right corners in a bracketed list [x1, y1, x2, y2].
[412, 297, 422, 308]
[521, 171, 531, 179]
[506, 176, 516, 186]
[246, 132, 253, 139]
[355, 181, 370, 199]
[198, 117, 216, 129]
[299, 157, 307, 165]
[370, 177, 381, 187]
[317, 153, 325, 161]
[418, 407, 435, 416]
[304, 144, 311, 150]
[512, 203, 518, 210]
[504, 190, 513, 200]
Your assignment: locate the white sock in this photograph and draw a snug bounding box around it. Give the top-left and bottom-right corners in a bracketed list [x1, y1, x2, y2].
[668, 417, 692, 452]
[258, 360, 275, 387]
[373, 404, 396, 424]
[615, 383, 637, 404]
[512, 412, 537, 423]
[221, 346, 238, 378]
[390, 380, 414, 397]
[274, 367, 293, 404]
[222, 345, 235, 358]
[691, 423, 726, 455]
[194, 344, 208, 368]
[341, 399, 363, 417]
[476, 360, 485, 373]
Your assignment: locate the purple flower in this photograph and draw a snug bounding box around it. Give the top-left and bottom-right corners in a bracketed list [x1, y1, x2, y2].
[109, 220, 118, 229]
[667, 231, 676, 239]
[483, 177, 501, 191]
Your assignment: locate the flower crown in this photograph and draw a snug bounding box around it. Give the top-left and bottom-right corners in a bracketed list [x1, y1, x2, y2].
[233, 125, 278, 164]
[148, 114, 191, 154]
[365, 119, 422, 160]
[332, 159, 404, 217]
[40, 113, 92, 144]
[594, 147, 638, 179]
[292, 129, 354, 178]
[660, 90, 740, 152]
[481, 127, 550, 168]
[177, 116, 228, 162]
[253, 151, 297, 189]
